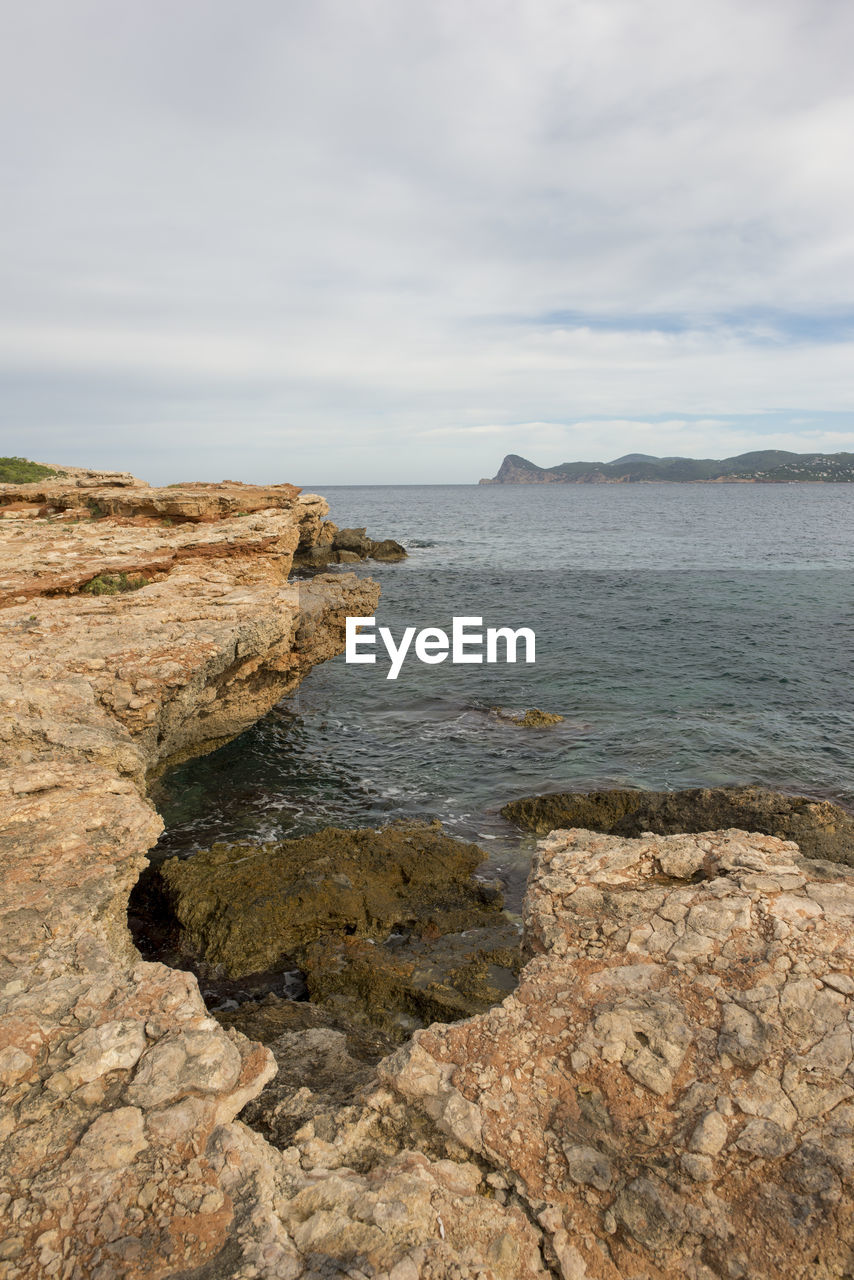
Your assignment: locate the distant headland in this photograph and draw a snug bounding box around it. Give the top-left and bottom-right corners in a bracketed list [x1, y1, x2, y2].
[479, 450, 854, 484]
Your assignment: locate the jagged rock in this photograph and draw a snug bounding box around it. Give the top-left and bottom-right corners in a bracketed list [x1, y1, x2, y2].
[152, 823, 504, 977]
[214, 993, 397, 1063]
[212, 1056, 552, 1278]
[368, 537, 407, 562]
[502, 783, 854, 865]
[293, 521, 407, 570]
[233, 1027, 379, 1150]
[381, 827, 854, 1280]
[333, 526, 371, 554]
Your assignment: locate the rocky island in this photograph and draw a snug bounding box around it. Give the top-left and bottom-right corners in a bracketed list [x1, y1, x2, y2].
[480, 450, 854, 484]
[1, 466, 853, 1279]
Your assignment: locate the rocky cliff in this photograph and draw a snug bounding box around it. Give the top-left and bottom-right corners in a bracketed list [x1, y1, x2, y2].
[0, 469, 382, 1277]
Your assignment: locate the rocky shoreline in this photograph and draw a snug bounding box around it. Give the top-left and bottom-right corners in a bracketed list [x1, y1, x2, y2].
[502, 785, 854, 866]
[1, 469, 853, 1279]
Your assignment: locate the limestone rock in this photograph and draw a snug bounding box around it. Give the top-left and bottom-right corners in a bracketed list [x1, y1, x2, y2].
[382, 828, 854, 1280]
[293, 522, 407, 570]
[369, 537, 407, 562]
[0, 471, 391, 1279]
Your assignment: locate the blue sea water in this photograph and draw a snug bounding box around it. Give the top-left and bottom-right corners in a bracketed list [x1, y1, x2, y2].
[152, 483, 854, 905]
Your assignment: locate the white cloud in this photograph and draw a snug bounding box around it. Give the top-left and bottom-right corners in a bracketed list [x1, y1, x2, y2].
[1, 0, 853, 481]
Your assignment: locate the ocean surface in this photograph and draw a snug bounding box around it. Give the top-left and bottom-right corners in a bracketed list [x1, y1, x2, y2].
[151, 484, 854, 907]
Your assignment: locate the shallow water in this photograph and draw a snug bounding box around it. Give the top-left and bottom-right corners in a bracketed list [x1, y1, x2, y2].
[151, 483, 854, 907]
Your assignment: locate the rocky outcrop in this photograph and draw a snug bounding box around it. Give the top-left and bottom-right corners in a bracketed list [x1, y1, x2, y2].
[9, 465, 853, 1279]
[479, 454, 571, 484]
[479, 450, 854, 484]
[0, 465, 305, 523]
[300, 917, 522, 1040]
[382, 827, 854, 1279]
[502, 784, 854, 866]
[294, 524, 406, 571]
[142, 822, 521, 1042]
[150, 823, 505, 977]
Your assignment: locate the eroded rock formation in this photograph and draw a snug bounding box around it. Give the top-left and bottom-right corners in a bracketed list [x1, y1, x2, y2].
[293, 525, 406, 571]
[0, 470, 371, 1276]
[502, 784, 854, 866]
[382, 828, 854, 1279]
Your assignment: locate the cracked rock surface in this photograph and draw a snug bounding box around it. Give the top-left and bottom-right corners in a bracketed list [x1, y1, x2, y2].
[382, 828, 854, 1280]
[0, 472, 381, 1278]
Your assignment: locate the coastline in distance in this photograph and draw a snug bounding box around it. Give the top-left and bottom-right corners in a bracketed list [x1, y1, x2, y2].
[479, 449, 854, 484]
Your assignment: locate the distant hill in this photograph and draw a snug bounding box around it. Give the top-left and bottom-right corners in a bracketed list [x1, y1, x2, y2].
[479, 451, 854, 484]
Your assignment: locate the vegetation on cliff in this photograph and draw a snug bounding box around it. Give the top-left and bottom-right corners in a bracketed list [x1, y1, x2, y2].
[0, 455, 61, 483]
[480, 449, 854, 483]
[81, 571, 150, 595]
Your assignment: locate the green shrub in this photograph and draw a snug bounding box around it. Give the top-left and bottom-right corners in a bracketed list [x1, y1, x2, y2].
[0, 456, 60, 483]
[80, 572, 149, 596]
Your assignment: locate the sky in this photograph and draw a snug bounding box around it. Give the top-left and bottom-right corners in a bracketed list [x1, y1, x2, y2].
[2, 0, 854, 485]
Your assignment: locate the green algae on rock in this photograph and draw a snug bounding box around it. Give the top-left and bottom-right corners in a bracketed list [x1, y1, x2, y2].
[501, 784, 854, 865]
[155, 822, 504, 977]
[0, 455, 61, 483]
[80, 571, 150, 595]
[493, 707, 564, 727]
[300, 918, 523, 1040]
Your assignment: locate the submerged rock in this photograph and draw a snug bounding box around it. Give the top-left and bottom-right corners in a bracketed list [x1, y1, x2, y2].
[502, 783, 854, 864]
[154, 822, 505, 977]
[493, 706, 565, 727]
[301, 918, 523, 1040]
[382, 827, 854, 1280]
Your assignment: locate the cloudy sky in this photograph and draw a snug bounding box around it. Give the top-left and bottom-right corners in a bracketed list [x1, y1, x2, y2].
[2, 0, 853, 483]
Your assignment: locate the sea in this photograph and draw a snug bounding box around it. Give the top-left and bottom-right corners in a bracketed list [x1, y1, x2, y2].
[151, 483, 854, 908]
